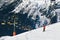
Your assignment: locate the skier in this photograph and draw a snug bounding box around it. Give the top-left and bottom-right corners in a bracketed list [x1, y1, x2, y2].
[43, 20, 47, 32]
[43, 25, 46, 32]
[13, 32, 16, 36]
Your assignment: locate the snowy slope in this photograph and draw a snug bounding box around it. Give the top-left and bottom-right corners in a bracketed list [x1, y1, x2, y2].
[0, 0, 15, 8]
[0, 22, 60, 40]
[12, 0, 50, 13]
[56, 0, 60, 3]
[11, 0, 51, 28]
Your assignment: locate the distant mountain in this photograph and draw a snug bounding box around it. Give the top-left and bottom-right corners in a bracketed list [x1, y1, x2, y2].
[0, 0, 60, 36]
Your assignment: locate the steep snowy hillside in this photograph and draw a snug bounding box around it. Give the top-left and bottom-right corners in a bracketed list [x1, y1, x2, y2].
[0, 0, 15, 8]
[0, 0, 58, 28]
[13, 0, 50, 14]
[0, 22, 60, 40]
[12, 0, 51, 28]
[56, 0, 60, 3]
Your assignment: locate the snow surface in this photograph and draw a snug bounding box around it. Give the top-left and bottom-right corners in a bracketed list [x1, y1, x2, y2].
[0, 22, 60, 40]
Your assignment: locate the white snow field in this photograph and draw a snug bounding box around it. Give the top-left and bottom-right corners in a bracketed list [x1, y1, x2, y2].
[0, 22, 60, 40]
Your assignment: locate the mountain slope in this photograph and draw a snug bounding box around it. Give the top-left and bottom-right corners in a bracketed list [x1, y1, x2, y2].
[0, 22, 60, 40]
